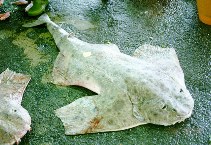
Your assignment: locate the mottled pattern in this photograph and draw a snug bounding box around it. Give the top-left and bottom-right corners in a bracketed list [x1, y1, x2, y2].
[0, 69, 31, 145]
[24, 14, 194, 135]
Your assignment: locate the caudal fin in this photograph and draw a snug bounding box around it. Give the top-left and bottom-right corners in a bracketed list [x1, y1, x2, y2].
[23, 13, 51, 27]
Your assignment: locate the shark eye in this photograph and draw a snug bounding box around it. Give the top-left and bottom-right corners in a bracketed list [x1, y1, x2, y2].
[180, 89, 183, 92]
[162, 105, 167, 110]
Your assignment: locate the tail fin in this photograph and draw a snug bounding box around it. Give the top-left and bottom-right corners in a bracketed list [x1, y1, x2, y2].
[23, 13, 51, 27]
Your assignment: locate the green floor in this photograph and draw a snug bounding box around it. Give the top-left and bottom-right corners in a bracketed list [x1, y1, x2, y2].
[0, 0, 210, 144]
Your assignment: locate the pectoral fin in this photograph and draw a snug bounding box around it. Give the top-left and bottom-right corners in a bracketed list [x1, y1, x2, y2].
[55, 96, 98, 135]
[133, 44, 185, 86]
[55, 93, 142, 135]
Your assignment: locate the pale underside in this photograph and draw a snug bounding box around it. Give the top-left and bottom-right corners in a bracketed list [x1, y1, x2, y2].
[53, 40, 194, 135]
[0, 69, 31, 145]
[23, 14, 194, 135]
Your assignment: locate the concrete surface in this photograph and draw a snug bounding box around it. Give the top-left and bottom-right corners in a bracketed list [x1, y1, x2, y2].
[0, 0, 210, 144]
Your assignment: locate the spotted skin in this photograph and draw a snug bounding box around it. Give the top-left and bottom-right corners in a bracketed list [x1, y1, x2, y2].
[24, 14, 194, 135]
[0, 69, 31, 144]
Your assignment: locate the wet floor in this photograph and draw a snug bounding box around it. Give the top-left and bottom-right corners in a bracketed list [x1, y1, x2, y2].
[0, 0, 210, 144]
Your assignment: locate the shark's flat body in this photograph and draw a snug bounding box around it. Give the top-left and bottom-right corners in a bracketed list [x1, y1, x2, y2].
[24, 14, 194, 135]
[0, 69, 31, 144]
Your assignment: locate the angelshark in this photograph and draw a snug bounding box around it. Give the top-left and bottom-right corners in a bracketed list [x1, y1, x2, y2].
[23, 14, 194, 135]
[0, 69, 31, 144]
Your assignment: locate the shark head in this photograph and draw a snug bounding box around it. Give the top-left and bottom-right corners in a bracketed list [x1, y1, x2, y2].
[126, 75, 194, 126]
[145, 88, 194, 126]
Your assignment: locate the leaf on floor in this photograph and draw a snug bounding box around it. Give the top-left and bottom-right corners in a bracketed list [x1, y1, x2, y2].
[0, 12, 10, 21]
[0, 0, 4, 6]
[11, 0, 28, 5]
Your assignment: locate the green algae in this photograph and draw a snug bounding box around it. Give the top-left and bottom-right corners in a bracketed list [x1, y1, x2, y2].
[12, 29, 51, 67]
[0, 30, 13, 39]
[41, 67, 53, 84]
[39, 31, 53, 40]
[40, 143, 53, 145]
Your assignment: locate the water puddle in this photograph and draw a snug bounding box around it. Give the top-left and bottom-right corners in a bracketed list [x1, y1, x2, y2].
[49, 12, 96, 31]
